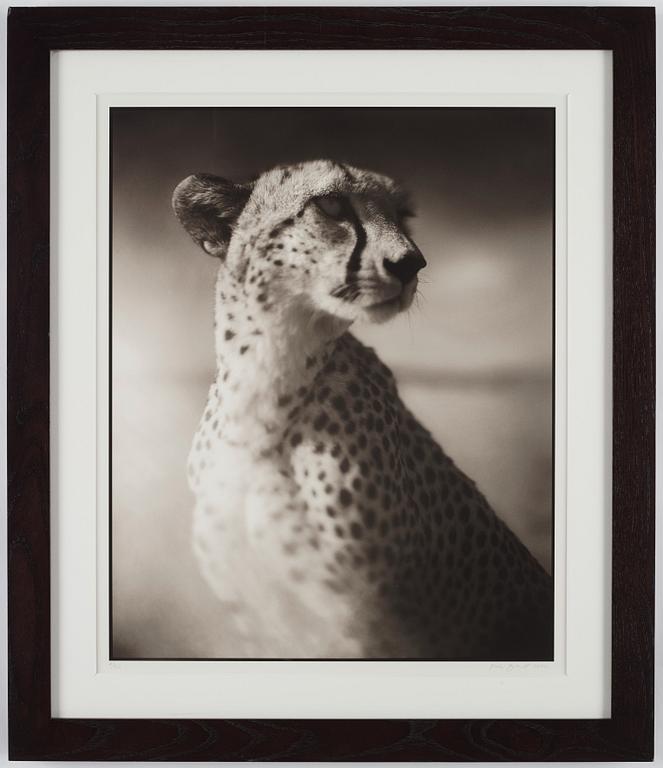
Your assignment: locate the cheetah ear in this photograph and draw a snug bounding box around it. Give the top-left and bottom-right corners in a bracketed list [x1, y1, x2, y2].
[172, 173, 253, 258]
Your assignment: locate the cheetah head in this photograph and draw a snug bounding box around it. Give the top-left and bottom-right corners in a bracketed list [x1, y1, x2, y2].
[173, 159, 426, 325]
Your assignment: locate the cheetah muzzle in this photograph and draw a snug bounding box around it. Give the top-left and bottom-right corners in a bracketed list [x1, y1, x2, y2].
[173, 159, 554, 660]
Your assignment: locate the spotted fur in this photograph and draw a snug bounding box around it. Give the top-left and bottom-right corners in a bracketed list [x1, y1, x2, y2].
[173, 159, 553, 659]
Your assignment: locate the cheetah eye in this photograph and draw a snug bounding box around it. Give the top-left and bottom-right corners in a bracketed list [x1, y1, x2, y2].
[397, 207, 415, 224]
[397, 207, 415, 234]
[315, 196, 346, 220]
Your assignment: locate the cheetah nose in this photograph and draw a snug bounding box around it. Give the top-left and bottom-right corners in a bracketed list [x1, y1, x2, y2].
[383, 249, 427, 285]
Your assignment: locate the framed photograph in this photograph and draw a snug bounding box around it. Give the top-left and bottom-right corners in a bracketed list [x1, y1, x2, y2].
[7, 6, 655, 762]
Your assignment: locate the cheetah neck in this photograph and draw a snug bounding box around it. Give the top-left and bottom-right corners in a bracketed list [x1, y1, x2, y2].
[210, 270, 349, 447]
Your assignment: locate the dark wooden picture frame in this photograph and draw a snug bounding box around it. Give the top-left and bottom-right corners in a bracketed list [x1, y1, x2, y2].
[7, 6, 655, 761]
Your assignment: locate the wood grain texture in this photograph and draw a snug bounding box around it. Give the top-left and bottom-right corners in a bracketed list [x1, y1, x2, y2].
[6, 6, 655, 761]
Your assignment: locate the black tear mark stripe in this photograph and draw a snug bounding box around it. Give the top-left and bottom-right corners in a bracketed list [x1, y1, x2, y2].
[337, 163, 366, 279]
[344, 199, 366, 279]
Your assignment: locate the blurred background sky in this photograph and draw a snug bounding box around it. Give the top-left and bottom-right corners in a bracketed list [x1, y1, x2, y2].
[111, 107, 554, 659]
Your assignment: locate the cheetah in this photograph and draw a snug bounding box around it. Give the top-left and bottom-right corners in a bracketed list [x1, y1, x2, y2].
[172, 159, 554, 660]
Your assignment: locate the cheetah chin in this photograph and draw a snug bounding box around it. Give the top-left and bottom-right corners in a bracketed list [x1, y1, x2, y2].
[364, 277, 418, 324]
[172, 159, 554, 661]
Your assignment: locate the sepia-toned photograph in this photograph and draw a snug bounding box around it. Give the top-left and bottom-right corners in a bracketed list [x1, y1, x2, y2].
[111, 107, 554, 660]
